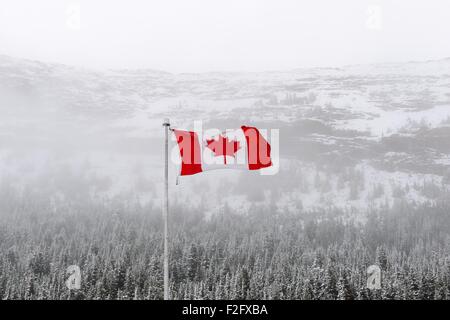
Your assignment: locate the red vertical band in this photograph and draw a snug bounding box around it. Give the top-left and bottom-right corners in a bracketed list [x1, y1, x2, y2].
[173, 129, 203, 176]
[241, 126, 272, 170]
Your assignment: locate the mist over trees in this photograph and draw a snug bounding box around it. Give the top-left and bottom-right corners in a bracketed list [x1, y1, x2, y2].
[1, 182, 449, 300]
[2, 55, 450, 300]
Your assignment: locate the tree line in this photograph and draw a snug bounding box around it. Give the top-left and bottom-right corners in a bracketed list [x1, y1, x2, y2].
[0, 188, 449, 300]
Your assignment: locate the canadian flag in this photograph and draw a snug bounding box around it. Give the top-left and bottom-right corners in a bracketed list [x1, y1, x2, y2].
[172, 126, 272, 176]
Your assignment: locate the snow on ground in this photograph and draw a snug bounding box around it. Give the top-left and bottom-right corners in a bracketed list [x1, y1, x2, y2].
[2, 55, 450, 218]
[275, 160, 448, 215]
[334, 104, 450, 137]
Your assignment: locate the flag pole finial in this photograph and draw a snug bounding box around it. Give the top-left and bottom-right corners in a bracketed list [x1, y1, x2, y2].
[163, 118, 170, 127]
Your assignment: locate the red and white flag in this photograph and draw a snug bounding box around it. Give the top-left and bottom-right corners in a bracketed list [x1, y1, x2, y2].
[172, 126, 272, 176]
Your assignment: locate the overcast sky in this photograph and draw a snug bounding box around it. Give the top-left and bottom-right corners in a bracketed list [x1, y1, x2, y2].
[0, 0, 449, 72]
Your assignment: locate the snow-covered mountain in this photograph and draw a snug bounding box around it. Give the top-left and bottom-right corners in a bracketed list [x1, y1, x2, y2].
[1, 55, 450, 216]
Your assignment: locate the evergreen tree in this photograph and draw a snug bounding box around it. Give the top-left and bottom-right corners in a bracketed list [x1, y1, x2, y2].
[337, 271, 354, 300]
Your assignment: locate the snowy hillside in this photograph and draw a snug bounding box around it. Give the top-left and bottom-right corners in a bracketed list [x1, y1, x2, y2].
[1, 55, 450, 216]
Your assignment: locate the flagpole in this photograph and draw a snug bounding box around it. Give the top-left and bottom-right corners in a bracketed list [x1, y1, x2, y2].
[162, 118, 170, 300]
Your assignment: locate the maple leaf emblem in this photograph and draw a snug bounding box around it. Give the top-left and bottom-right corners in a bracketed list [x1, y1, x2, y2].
[206, 135, 241, 164]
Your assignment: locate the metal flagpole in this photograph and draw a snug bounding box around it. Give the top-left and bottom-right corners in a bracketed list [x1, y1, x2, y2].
[162, 118, 170, 300]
